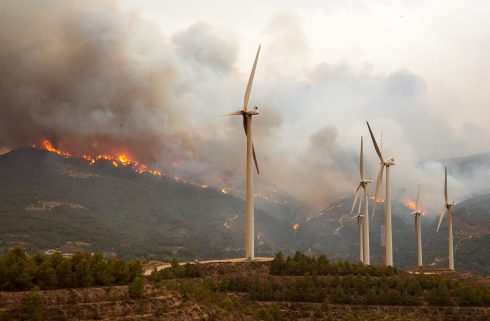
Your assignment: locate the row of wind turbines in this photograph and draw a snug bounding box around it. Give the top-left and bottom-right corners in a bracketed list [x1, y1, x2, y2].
[352, 125, 456, 270]
[224, 45, 455, 271]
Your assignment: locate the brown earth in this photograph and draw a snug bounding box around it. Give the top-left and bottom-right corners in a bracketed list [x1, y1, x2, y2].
[1, 261, 489, 321]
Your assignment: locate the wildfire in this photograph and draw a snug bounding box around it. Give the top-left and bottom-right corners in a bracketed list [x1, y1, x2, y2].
[31, 139, 288, 198]
[404, 199, 425, 214]
[368, 193, 385, 203]
[404, 199, 417, 211]
[292, 223, 300, 231]
[36, 140, 72, 158]
[33, 139, 164, 177]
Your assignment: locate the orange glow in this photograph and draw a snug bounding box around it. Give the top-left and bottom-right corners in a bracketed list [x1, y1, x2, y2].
[32, 139, 163, 177]
[292, 223, 300, 231]
[200, 184, 208, 189]
[368, 193, 385, 203]
[404, 199, 417, 211]
[40, 140, 72, 158]
[221, 187, 230, 194]
[404, 199, 425, 214]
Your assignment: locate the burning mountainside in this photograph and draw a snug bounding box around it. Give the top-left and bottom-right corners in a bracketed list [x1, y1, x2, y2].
[33, 139, 163, 176]
[30, 139, 289, 202]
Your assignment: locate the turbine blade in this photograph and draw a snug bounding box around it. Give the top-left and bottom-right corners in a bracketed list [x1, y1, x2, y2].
[243, 45, 261, 110]
[371, 164, 385, 219]
[357, 190, 364, 216]
[366, 121, 384, 162]
[243, 115, 247, 135]
[444, 166, 448, 204]
[242, 115, 260, 174]
[351, 185, 362, 213]
[436, 206, 447, 232]
[415, 184, 420, 210]
[224, 111, 243, 116]
[252, 143, 259, 175]
[360, 137, 364, 179]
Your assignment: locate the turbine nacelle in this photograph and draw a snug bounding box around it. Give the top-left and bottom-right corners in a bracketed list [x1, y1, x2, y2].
[384, 158, 395, 166]
[244, 106, 260, 116]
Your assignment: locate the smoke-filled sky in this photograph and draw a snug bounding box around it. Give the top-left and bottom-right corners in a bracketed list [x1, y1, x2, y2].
[1, 0, 490, 212]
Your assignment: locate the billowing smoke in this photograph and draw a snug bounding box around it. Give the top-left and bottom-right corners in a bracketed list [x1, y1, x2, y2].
[1, 0, 490, 212]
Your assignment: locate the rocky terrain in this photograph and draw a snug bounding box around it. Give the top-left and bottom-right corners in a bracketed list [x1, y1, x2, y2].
[0, 260, 489, 321]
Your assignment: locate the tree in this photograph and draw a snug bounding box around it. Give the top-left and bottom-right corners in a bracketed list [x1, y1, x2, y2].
[129, 277, 145, 299]
[22, 286, 45, 321]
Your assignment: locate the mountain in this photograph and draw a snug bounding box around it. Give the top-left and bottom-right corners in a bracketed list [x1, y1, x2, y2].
[296, 196, 490, 275]
[441, 152, 490, 177]
[0, 147, 489, 275]
[0, 147, 295, 260]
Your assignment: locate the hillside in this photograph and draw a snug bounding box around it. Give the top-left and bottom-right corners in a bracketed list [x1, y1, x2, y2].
[0, 148, 294, 260]
[297, 197, 490, 275]
[0, 147, 489, 275]
[1, 255, 489, 321]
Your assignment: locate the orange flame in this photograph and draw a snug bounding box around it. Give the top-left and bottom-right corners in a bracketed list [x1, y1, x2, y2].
[292, 223, 300, 231]
[33, 139, 163, 177]
[368, 194, 385, 203]
[404, 199, 425, 214]
[404, 199, 417, 211]
[31, 139, 283, 197]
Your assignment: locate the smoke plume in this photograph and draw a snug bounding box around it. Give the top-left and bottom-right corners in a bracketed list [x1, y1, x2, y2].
[1, 0, 490, 213]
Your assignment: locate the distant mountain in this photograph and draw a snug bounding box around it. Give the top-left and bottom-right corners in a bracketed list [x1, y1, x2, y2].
[440, 152, 490, 177]
[0, 147, 489, 275]
[0, 148, 296, 260]
[296, 196, 490, 275]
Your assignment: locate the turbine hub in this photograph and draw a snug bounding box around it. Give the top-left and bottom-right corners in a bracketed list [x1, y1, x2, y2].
[245, 106, 260, 116]
[384, 158, 395, 166]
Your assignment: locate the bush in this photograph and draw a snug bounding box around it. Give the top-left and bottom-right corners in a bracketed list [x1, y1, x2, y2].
[270, 251, 397, 277]
[22, 286, 45, 321]
[0, 248, 142, 291]
[128, 277, 145, 299]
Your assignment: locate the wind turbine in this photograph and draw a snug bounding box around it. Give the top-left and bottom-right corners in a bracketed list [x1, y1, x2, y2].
[224, 45, 261, 260]
[351, 137, 371, 264]
[410, 185, 424, 267]
[366, 121, 395, 266]
[437, 167, 455, 271]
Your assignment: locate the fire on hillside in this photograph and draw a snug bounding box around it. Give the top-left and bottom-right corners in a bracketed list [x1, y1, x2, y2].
[31, 139, 287, 202]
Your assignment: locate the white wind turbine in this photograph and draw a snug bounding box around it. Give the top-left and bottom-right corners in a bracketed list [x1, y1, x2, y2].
[351, 137, 371, 264]
[366, 121, 395, 266]
[410, 185, 424, 267]
[437, 167, 455, 271]
[224, 45, 261, 260]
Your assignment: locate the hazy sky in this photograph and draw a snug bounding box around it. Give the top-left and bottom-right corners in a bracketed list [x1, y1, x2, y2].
[1, 0, 490, 209]
[119, 0, 490, 133]
[115, 0, 490, 206]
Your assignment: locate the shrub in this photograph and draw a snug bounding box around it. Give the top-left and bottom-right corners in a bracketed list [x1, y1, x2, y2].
[22, 286, 45, 321]
[128, 276, 145, 299]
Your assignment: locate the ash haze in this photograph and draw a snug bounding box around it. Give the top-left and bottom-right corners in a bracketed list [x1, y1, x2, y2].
[1, 0, 490, 212]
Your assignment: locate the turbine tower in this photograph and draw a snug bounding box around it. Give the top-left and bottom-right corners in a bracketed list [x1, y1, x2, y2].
[437, 167, 455, 271]
[366, 121, 395, 266]
[225, 45, 261, 260]
[351, 137, 371, 264]
[410, 185, 424, 267]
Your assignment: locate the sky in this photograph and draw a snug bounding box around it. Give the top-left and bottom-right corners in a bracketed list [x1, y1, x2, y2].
[1, 0, 490, 212]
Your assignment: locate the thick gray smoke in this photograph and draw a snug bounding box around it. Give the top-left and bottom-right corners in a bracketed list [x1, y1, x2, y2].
[1, 0, 490, 211]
